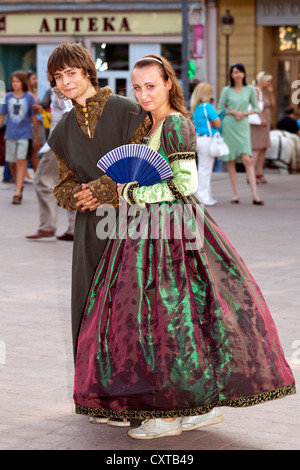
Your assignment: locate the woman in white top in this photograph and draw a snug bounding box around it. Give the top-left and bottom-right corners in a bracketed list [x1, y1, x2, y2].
[190, 83, 221, 206]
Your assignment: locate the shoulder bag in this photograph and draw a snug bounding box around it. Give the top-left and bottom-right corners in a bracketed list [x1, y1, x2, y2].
[203, 104, 230, 157]
[248, 87, 264, 125]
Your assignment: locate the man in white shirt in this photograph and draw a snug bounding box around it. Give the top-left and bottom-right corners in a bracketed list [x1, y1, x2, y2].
[26, 89, 75, 240]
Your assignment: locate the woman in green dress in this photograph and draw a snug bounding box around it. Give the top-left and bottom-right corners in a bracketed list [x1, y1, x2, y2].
[73, 55, 295, 440]
[217, 63, 264, 205]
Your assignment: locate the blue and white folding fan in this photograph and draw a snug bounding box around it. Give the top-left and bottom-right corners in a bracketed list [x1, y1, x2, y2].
[97, 144, 173, 186]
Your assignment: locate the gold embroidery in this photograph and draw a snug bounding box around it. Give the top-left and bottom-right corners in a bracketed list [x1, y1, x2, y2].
[168, 151, 196, 165]
[75, 384, 296, 419]
[73, 86, 114, 138]
[122, 181, 139, 206]
[166, 178, 184, 200]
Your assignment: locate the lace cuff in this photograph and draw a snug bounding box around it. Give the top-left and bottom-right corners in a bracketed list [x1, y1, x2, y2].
[121, 181, 141, 206]
[88, 174, 119, 208]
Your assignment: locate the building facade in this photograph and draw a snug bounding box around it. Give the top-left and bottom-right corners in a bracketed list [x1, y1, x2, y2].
[0, 1, 205, 103]
[0, 0, 299, 124]
[216, 0, 300, 123]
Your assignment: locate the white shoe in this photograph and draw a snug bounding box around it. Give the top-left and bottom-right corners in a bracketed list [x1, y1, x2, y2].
[181, 408, 223, 431]
[128, 418, 182, 440]
[107, 418, 130, 427]
[203, 199, 217, 206]
[89, 416, 109, 424]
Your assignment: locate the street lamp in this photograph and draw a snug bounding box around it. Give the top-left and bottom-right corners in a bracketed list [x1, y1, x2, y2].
[221, 10, 234, 85]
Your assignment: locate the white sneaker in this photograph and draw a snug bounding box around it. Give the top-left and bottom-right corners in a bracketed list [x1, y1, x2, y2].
[203, 199, 217, 206]
[128, 418, 182, 440]
[181, 408, 223, 431]
[89, 416, 109, 424]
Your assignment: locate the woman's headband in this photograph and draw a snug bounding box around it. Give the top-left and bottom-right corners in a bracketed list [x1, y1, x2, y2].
[136, 57, 163, 65]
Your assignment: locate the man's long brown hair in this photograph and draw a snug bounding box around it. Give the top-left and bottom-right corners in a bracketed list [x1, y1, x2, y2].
[47, 42, 98, 89]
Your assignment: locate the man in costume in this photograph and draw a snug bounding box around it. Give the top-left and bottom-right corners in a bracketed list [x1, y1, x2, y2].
[47, 42, 150, 362]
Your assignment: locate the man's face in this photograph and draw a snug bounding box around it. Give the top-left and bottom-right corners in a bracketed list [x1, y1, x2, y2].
[53, 66, 94, 104]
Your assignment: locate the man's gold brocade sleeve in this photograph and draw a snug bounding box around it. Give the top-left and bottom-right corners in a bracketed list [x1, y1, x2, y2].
[53, 154, 119, 211]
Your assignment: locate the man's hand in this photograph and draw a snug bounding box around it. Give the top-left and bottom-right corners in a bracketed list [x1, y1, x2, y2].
[74, 183, 101, 211]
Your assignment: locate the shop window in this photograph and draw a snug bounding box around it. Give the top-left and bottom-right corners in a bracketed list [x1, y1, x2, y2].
[278, 26, 300, 52]
[0, 44, 36, 89]
[95, 43, 129, 71]
[161, 44, 182, 78]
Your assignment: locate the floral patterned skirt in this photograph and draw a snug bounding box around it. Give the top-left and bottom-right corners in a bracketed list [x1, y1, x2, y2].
[74, 196, 295, 419]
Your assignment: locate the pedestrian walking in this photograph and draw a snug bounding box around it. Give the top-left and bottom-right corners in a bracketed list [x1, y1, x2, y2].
[190, 82, 221, 205]
[73, 54, 295, 440]
[0, 70, 40, 204]
[250, 71, 275, 184]
[26, 89, 76, 241]
[217, 63, 264, 205]
[27, 70, 44, 173]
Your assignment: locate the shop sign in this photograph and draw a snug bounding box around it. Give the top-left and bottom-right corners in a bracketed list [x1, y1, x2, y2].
[256, 0, 300, 25]
[0, 12, 181, 36]
[193, 25, 204, 58]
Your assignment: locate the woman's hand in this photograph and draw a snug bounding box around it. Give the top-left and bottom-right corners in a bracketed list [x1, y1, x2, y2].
[117, 183, 124, 198]
[228, 109, 245, 121]
[74, 183, 101, 211]
[235, 110, 245, 121]
[260, 114, 268, 127]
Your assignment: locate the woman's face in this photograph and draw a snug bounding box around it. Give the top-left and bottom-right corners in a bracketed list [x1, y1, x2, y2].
[29, 73, 37, 88]
[260, 79, 271, 89]
[231, 67, 245, 84]
[131, 64, 172, 114]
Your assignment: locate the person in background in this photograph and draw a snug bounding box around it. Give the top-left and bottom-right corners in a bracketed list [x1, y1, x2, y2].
[250, 71, 275, 184]
[277, 106, 300, 136]
[190, 82, 221, 206]
[217, 63, 264, 205]
[26, 88, 76, 241]
[0, 70, 40, 204]
[27, 71, 44, 173]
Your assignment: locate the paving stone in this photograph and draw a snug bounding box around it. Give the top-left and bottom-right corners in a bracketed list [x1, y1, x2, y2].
[0, 173, 299, 450]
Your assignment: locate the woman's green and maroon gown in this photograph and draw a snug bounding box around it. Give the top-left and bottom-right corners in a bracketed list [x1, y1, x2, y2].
[74, 114, 295, 419]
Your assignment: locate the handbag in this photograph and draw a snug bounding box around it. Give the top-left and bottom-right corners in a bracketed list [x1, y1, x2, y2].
[248, 87, 264, 125]
[203, 104, 230, 157]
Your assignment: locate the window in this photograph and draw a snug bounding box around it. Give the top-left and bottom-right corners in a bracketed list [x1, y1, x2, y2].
[95, 43, 129, 71]
[278, 26, 300, 52]
[0, 45, 36, 88]
[161, 44, 182, 78]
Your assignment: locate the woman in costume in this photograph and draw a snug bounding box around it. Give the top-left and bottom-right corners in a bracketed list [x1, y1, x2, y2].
[73, 55, 295, 440]
[217, 63, 264, 205]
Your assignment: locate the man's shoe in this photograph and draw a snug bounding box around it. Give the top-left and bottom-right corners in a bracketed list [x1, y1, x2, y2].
[89, 416, 109, 424]
[107, 418, 130, 427]
[128, 418, 182, 440]
[56, 232, 74, 241]
[181, 408, 224, 431]
[26, 230, 55, 239]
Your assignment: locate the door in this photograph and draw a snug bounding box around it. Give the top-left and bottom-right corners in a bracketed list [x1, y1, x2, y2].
[273, 54, 300, 119]
[97, 71, 131, 96]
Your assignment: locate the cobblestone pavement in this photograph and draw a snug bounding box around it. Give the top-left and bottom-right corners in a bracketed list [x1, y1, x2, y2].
[0, 172, 299, 451]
